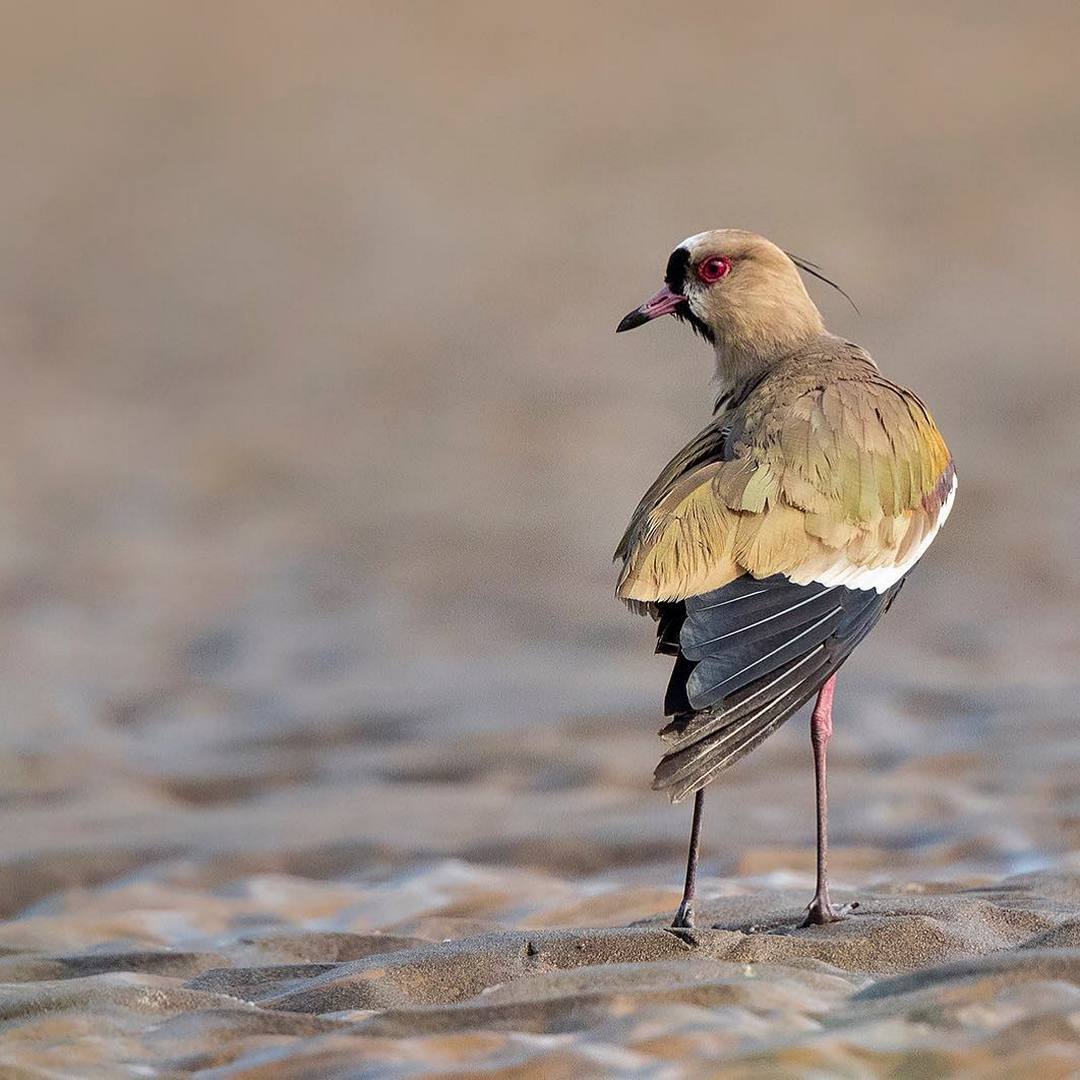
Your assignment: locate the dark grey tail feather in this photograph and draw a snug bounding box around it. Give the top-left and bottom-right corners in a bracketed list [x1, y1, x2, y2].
[684, 605, 843, 707]
[662, 644, 829, 752]
[654, 654, 834, 801]
[653, 575, 904, 802]
[681, 582, 841, 659]
[663, 652, 695, 716]
[654, 601, 685, 657]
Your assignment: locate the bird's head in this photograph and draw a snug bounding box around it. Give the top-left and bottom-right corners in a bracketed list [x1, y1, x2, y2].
[617, 230, 833, 374]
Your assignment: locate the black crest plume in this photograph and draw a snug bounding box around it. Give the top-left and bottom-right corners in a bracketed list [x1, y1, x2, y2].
[785, 252, 860, 315]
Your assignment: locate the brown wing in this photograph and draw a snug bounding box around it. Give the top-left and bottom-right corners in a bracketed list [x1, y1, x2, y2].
[616, 374, 955, 604]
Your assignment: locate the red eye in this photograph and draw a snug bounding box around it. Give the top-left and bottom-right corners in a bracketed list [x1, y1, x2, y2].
[696, 256, 731, 284]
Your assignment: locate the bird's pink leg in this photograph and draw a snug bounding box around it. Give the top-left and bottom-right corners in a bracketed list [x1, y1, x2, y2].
[801, 674, 847, 926]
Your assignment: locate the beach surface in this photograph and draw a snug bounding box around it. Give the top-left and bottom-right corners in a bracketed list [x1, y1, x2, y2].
[4, 688, 1080, 1076]
[2, 3, 1080, 1075]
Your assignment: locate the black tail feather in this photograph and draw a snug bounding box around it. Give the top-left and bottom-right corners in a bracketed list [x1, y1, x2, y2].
[654, 601, 685, 656]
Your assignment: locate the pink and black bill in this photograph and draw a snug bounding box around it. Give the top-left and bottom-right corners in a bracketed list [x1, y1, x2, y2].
[616, 284, 686, 332]
[616, 247, 714, 341]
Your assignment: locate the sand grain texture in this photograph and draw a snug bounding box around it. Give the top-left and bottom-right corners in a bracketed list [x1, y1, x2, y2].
[5, 872, 1080, 1076]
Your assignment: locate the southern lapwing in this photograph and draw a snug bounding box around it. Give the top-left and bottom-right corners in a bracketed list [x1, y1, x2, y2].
[615, 230, 955, 928]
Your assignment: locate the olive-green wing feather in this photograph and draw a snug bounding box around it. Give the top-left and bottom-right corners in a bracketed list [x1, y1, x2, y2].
[616, 375, 954, 603]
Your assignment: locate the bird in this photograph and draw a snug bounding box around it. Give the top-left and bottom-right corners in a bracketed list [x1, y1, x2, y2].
[614, 229, 955, 929]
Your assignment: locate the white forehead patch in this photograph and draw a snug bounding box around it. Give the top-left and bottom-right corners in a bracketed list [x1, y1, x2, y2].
[678, 232, 712, 254]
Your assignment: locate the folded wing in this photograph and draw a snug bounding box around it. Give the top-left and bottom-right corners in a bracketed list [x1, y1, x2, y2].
[616, 373, 955, 603]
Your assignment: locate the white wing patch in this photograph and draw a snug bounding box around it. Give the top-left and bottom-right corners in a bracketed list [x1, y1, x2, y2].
[807, 474, 957, 593]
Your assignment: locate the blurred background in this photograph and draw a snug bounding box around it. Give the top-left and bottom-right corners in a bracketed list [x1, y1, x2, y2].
[1, 2, 1079, 915]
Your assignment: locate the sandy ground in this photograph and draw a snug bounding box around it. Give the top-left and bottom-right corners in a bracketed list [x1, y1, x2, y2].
[1, 2, 1080, 1076]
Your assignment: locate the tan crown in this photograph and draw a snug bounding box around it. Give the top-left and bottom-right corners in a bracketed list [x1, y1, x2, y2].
[677, 230, 826, 378]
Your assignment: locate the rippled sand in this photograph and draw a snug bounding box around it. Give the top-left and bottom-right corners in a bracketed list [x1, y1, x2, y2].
[7, 865, 1080, 1075]
[4, 693, 1080, 1076]
[2, 2, 1080, 1076]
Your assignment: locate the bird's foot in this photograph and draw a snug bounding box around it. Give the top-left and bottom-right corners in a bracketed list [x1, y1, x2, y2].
[671, 901, 695, 930]
[799, 895, 859, 928]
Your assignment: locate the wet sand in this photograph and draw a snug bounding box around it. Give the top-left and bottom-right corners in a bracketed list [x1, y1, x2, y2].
[7, 862, 1080, 1075]
[4, 696, 1080, 1076]
[2, 2, 1080, 1076]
